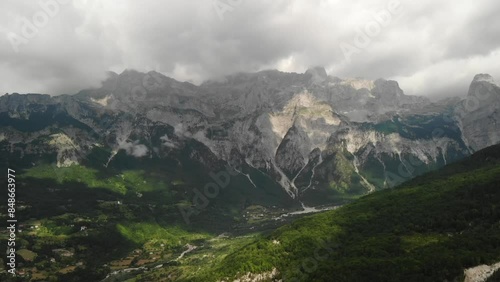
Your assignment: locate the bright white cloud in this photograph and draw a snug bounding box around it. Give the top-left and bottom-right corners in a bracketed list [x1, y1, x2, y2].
[118, 140, 149, 157]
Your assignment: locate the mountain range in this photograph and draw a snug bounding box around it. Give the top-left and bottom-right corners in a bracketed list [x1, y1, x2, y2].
[1, 68, 500, 281]
[1, 68, 500, 220]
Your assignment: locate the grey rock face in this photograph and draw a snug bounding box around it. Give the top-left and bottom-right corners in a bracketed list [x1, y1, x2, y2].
[275, 125, 311, 178]
[305, 66, 328, 84]
[1, 70, 498, 205]
[458, 74, 500, 151]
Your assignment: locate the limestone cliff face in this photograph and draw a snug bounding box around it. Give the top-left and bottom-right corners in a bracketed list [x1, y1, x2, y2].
[0, 70, 498, 206]
[458, 74, 500, 151]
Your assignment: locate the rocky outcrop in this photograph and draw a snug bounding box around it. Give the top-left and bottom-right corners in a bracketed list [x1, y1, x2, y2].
[464, 262, 500, 282]
[458, 74, 500, 151]
[221, 268, 280, 282]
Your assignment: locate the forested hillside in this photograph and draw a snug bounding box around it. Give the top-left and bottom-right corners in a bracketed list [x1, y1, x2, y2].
[188, 144, 500, 282]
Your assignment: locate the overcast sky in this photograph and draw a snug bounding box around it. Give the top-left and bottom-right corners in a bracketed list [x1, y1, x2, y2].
[1, 0, 499, 99]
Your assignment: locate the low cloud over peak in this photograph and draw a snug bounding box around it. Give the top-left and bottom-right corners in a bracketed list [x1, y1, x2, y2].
[1, 0, 499, 98]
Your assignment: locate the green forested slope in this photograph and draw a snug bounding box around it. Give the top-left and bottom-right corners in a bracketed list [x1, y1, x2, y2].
[192, 144, 500, 282]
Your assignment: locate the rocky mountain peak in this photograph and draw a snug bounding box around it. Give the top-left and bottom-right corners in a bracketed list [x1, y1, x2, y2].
[105, 70, 119, 78]
[467, 74, 499, 98]
[372, 79, 404, 99]
[472, 73, 496, 85]
[117, 69, 143, 79]
[461, 74, 500, 151]
[340, 78, 375, 90]
[305, 66, 328, 81]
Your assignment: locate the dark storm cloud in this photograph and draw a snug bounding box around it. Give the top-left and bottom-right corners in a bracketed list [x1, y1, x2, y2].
[0, 0, 499, 97]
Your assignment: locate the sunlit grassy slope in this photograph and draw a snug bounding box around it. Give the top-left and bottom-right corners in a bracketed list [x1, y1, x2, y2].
[22, 164, 167, 195]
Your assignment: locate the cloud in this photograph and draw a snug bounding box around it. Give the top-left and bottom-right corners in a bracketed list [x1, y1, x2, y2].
[0, 0, 499, 97]
[160, 135, 178, 149]
[130, 144, 149, 157]
[393, 48, 500, 99]
[118, 140, 149, 157]
[174, 123, 191, 138]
